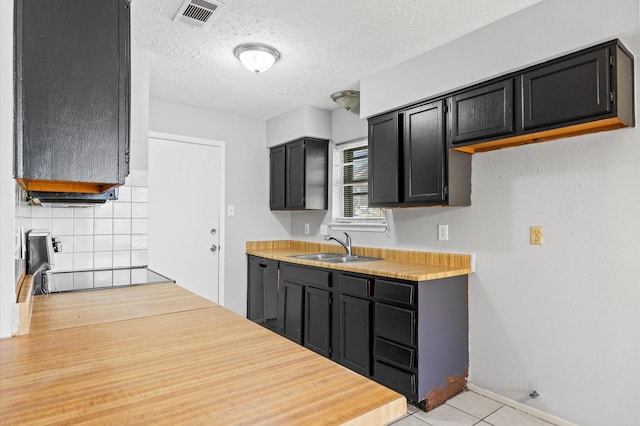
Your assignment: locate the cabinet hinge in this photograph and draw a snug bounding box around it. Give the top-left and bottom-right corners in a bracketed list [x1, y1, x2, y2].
[329, 347, 332, 357]
[610, 91, 615, 103]
[443, 185, 449, 195]
[443, 103, 448, 114]
[609, 54, 615, 67]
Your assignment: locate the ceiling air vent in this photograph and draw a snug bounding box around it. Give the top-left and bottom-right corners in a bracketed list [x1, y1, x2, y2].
[173, 0, 224, 29]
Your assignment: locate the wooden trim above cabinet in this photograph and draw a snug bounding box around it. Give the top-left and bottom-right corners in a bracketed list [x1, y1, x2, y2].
[451, 117, 629, 153]
[15, 178, 118, 194]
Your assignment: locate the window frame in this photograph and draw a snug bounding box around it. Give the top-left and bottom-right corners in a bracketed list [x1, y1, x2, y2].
[329, 139, 388, 233]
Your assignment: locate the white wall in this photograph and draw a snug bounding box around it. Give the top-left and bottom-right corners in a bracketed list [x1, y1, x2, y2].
[148, 99, 291, 315]
[266, 105, 332, 147]
[0, 0, 15, 338]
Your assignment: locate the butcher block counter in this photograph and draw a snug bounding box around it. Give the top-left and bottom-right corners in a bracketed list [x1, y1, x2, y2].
[0, 283, 406, 425]
[246, 240, 472, 281]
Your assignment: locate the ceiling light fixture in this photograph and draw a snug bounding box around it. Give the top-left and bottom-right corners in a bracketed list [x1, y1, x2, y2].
[234, 43, 280, 74]
[331, 90, 360, 111]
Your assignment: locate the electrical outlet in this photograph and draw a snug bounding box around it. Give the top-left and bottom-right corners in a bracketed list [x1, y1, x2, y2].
[530, 226, 543, 245]
[304, 223, 310, 234]
[438, 224, 449, 241]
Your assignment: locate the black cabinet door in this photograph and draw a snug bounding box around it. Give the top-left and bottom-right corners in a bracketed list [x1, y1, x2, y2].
[14, 0, 130, 191]
[279, 281, 304, 344]
[270, 145, 286, 210]
[522, 47, 611, 130]
[450, 79, 514, 144]
[339, 294, 372, 376]
[403, 101, 446, 204]
[304, 287, 332, 357]
[368, 111, 400, 206]
[247, 256, 279, 331]
[286, 140, 305, 209]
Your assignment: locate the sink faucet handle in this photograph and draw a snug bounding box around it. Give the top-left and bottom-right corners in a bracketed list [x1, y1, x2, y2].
[344, 232, 351, 245]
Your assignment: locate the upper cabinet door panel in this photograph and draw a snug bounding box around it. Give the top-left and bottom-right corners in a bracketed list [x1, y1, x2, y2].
[270, 146, 286, 210]
[286, 140, 306, 209]
[368, 111, 400, 206]
[403, 101, 446, 204]
[450, 79, 514, 144]
[522, 48, 611, 130]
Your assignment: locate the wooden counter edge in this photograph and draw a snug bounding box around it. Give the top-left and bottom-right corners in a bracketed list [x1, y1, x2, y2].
[342, 395, 407, 426]
[14, 274, 34, 336]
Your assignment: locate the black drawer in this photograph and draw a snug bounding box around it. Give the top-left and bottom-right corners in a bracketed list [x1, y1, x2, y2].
[375, 303, 416, 346]
[338, 274, 370, 298]
[375, 279, 414, 305]
[280, 263, 332, 288]
[375, 361, 416, 396]
[374, 338, 415, 369]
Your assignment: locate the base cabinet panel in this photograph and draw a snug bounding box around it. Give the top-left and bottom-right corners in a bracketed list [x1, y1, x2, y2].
[339, 294, 372, 376]
[304, 287, 332, 357]
[279, 281, 304, 345]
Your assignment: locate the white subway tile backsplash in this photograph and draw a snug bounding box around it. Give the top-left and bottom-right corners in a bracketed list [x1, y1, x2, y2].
[73, 235, 93, 253]
[131, 268, 148, 284]
[73, 218, 94, 235]
[94, 203, 113, 218]
[52, 208, 73, 218]
[113, 269, 131, 286]
[94, 218, 114, 235]
[52, 218, 73, 235]
[53, 253, 73, 271]
[118, 185, 132, 202]
[113, 219, 131, 235]
[113, 235, 131, 251]
[131, 203, 148, 219]
[73, 207, 94, 218]
[73, 271, 93, 290]
[51, 273, 73, 292]
[94, 235, 113, 251]
[23, 171, 149, 283]
[113, 252, 131, 268]
[73, 252, 94, 270]
[131, 218, 148, 234]
[113, 202, 131, 218]
[94, 252, 113, 269]
[132, 187, 148, 202]
[131, 235, 148, 250]
[94, 270, 113, 287]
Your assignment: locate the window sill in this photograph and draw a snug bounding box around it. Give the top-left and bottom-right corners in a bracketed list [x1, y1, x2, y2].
[327, 222, 388, 233]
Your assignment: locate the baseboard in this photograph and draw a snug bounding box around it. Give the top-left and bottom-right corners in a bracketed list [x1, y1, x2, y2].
[467, 384, 578, 426]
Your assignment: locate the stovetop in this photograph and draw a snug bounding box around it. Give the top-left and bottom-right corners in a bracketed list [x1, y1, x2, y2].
[47, 266, 174, 293]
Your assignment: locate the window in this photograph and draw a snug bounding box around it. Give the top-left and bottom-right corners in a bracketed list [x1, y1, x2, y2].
[331, 139, 386, 231]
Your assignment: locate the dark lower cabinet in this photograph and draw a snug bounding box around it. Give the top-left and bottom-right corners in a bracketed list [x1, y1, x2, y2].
[304, 287, 332, 357]
[247, 256, 279, 332]
[279, 281, 304, 344]
[339, 294, 372, 376]
[248, 261, 469, 411]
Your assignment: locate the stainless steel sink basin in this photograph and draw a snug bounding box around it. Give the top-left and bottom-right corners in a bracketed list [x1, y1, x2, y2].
[289, 253, 342, 260]
[289, 253, 380, 263]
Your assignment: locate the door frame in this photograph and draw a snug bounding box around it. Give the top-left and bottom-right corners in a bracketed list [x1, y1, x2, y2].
[148, 131, 226, 306]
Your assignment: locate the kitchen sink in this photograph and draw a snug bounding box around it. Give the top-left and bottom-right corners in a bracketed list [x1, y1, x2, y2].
[289, 253, 380, 263]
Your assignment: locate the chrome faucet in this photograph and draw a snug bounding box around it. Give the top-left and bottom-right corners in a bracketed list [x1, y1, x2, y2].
[325, 232, 352, 256]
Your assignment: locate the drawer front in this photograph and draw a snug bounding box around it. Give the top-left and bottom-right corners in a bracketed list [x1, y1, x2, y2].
[375, 303, 416, 346]
[338, 274, 370, 298]
[375, 279, 414, 305]
[375, 361, 416, 397]
[374, 338, 415, 369]
[281, 263, 332, 288]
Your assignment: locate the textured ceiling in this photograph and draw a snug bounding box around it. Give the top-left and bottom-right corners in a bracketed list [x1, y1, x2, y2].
[132, 0, 541, 120]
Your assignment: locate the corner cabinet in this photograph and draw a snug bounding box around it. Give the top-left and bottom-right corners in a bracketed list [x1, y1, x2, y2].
[270, 138, 328, 210]
[368, 103, 471, 208]
[14, 0, 130, 194]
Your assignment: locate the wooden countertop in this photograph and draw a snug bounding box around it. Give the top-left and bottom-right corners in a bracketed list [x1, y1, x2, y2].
[0, 284, 405, 425]
[247, 240, 472, 281]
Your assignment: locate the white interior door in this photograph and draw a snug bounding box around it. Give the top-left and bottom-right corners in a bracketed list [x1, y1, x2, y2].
[148, 134, 224, 304]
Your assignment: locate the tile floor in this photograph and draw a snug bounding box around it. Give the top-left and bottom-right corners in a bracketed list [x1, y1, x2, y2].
[388, 390, 557, 426]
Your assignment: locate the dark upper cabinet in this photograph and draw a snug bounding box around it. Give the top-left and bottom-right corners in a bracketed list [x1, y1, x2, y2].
[449, 79, 515, 145]
[368, 104, 471, 208]
[269, 146, 286, 210]
[14, 0, 130, 194]
[269, 138, 328, 210]
[523, 45, 616, 130]
[403, 101, 447, 204]
[368, 112, 400, 206]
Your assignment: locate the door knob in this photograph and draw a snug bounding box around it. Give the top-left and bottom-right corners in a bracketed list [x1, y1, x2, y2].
[210, 244, 218, 252]
[210, 228, 217, 236]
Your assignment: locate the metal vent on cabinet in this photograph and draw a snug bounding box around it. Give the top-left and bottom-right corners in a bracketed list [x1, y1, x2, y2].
[173, 0, 224, 29]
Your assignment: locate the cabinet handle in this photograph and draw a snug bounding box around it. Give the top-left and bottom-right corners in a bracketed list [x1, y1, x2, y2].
[367, 279, 371, 297]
